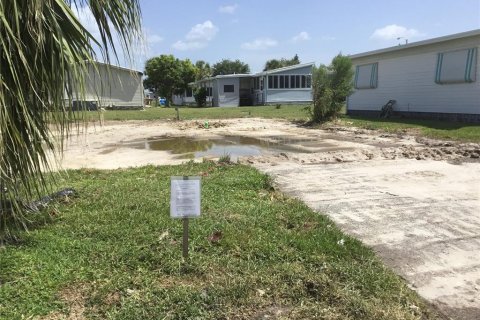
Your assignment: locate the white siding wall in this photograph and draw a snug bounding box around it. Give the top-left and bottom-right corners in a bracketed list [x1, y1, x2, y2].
[172, 95, 183, 105]
[216, 78, 240, 107]
[267, 89, 312, 103]
[85, 64, 144, 107]
[184, 95, 196, 105]
[172, 95, 195, 105]
[348, 36, 480, 114]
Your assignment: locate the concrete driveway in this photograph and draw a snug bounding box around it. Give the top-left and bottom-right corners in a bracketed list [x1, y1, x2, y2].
[255, 158, 480, 320]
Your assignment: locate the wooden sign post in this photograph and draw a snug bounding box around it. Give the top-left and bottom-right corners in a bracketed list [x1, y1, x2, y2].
[170, 176, 201, 260]
[182, 217, 189, 259]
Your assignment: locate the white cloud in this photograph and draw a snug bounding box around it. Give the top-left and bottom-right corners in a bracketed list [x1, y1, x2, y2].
[147, 34, 163, 44]
[219, 4, 238, 14]
[141, 29, 164, 58]
[241, 38, 278, 50]
[292, 31, 310, 42]
[370, 24, 423, 40]
[172, 41, 206, 51]
[172, 20, 218, 51]
[186, 20, 218, 41]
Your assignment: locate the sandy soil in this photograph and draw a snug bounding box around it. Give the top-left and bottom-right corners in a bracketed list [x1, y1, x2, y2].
[57, 118, 480, 319]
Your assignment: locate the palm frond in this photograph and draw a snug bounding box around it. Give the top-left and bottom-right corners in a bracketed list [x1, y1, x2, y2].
[0, 0, 142, 241]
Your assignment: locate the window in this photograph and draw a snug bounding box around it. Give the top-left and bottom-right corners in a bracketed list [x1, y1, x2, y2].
[269, 75, 280, 88]
[206, 87, 212, 96]
[267, 74, 312, 89]
[435, 48, 477, 84]
[354, 63, 378, 89]
[224, 84, 234, 93]
[254, 78, 259, 90]
[185, 87, 193, 97]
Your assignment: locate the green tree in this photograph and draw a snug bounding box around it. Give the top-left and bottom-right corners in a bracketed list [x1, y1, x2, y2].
[291, 54, 300, 64]
[263, 59, 283, 71]
[194, 60, 212, 81]
[212, 59, 250, 76]
[143, 56, 198, 107]
[310, 54, 354, 122]
[144, 55, 182, 106]
[177, 59, 197, 94]
[0, 0, 142, 241]
[263, 54, 301, 71]
[194, 87, 207, 107]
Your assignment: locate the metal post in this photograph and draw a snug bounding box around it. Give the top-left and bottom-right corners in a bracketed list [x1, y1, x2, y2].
[182, 217, 189, 259]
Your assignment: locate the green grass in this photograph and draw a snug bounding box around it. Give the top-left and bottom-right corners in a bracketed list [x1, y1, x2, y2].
[93, 105, 310, 121]
[0, 163, 438, 319]
[338, 116, 480, 142]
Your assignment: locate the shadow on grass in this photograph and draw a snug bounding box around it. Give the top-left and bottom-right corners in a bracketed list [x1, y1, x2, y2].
[1, 210, 57, 246]
[1, 189, 77, 246]
[343, 115, 479, 131]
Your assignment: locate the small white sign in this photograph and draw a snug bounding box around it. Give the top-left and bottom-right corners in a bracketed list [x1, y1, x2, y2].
[170, 176, 201, 218]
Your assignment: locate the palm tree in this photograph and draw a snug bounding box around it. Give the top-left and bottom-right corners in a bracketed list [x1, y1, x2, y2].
[0, 0, 142, 241]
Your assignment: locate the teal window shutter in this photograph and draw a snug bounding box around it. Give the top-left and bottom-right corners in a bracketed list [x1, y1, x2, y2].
[435, 53, 444, 84]
[436, 48, 476, 84]
[355, 63, 378, 89]
[464, 48, 477, 83]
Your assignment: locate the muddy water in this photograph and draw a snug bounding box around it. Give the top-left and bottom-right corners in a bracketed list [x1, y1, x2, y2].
[102, 135, 351, 160]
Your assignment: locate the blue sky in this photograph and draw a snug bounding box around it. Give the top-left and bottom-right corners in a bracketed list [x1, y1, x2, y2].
[80, 0, 480, 72]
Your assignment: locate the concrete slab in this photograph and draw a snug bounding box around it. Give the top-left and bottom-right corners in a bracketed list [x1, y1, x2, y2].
[255, 159, 480, 320]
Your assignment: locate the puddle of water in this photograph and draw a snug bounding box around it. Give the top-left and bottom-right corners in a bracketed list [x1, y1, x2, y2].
[105, 135, 351, 160]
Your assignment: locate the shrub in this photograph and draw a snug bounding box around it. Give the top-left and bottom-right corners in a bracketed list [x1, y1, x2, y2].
[218, 153, 231, 164]
[310, 54, 354, 123]
[194, 87, 208, 107]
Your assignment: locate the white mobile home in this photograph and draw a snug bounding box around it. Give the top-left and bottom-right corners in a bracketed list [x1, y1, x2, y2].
[72, 62, 144, 110]
[348, 30, 480, 122]
[189, 63, 314, 107]
[173, 87, 196, 106]
[255, 63, 314, 105]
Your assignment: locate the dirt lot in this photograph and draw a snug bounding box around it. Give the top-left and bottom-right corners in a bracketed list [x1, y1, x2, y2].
[58, 118, 480, 319]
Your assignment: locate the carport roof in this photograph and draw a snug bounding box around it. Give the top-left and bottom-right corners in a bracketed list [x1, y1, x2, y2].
[255, 62, 315, 76]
